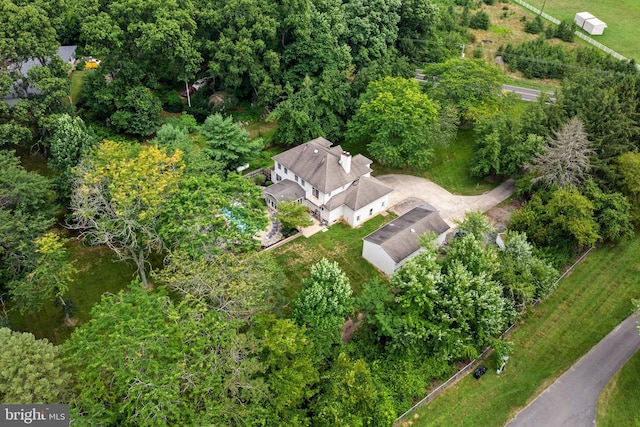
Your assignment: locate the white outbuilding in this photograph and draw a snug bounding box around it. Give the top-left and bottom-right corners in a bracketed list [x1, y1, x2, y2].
[574, 12, 607, 36]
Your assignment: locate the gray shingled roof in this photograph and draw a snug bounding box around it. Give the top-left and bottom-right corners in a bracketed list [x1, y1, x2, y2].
[263, 180, 305, 202]
[325, 177, 393, 211]
[272, 137, 372, 193]
[363, 207, 450, 262]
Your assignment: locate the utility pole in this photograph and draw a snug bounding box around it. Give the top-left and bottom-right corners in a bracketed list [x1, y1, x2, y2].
[184, 78, 191, 108]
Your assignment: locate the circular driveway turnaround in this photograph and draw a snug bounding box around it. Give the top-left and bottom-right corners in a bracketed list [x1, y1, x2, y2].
[375, 174, 515, 226]
[506, 314, 640, 427]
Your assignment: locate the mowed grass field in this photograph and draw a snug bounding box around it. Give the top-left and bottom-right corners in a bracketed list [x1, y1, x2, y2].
[597, 350, 640, 427]
[408, 235, 640, 427]
[522, 0, 640, 61]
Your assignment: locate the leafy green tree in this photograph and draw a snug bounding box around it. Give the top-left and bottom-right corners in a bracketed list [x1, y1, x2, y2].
[312, 353, 396, 427]
[0, 151, 55, 285]
[618, 152, 640, 199]
[582, 180, 633, 242]
[153, 250, 280, 321]
[159, 173, 268, 256]
[396, 0, 439, 60]
[108, 86, 162, 136]
[346, 77, 440, 168]
[276, 201, 313, 231]
[510, 188, 600, 252]
[201, 113, 264, 170]
[496, 231, 558, 307]
[0, 328, 71, 404]
[455, 210, 495, 241]
[63, 282, 269, 426]
[251, 314, 319, 425]
[293, 258, 353, 359]
[526, 116, 594, 189]
[342, 0, 402, 68]
[422, 58, 505, 123]
[69, 141, 184, 289]
[153, 121, 219, 175]
[9, 233, 78, 322]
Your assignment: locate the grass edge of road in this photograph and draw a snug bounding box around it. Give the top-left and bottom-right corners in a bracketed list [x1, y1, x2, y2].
[408, 235, 640, 427]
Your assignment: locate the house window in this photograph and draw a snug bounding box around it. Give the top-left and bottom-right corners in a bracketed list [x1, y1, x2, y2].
[356, 215, 360, 221]
[284, 167, 288, 174]
[328, 192, 332, 197]
[295, 175, 298, 182]
[277, 163, 281, 170]
[313, 188, 319, 198]
[301, 179, 305, 187]
[382, 201, 385, 207]
[369, 208, 373, 216]
[276, 174, 282, 182]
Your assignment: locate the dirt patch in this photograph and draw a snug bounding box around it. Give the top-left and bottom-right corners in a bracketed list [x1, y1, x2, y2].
[341, 312, 363, 343]
[485, 198, 521, 231]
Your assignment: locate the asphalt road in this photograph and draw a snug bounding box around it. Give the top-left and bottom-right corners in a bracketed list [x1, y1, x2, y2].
[506, 313, 640, 427]
[502, 84, 555, 102]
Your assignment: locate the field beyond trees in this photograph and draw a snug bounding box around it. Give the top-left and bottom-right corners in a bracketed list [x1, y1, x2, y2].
[524, 0, 640, 60]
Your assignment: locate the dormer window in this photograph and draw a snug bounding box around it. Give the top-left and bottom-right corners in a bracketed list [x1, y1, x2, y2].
[277, 163, 282, 170]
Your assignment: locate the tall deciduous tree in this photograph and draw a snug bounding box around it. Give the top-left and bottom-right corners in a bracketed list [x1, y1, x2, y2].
[276, 200, 313, 231]
[0, 151, 55, 285]
[0, 328, 71, 404]
[293, 258, 353, 359]
[63, 282, 269, 425]
[346, 77, 440, 169]
[9, 233, 78, 322]
[159, 173, 268, 256]
[201, 114, 264, 170]
[526, 116, 594, 189]
[69, 141, 184, 289]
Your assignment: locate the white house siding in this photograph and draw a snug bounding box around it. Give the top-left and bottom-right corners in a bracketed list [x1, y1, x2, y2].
[362, 240, 396, 275]
[349, 194, 390, 227]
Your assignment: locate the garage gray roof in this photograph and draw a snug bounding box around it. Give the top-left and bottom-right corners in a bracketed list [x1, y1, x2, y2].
[364, 207, 450, 262]
[272, 137, 372, 193]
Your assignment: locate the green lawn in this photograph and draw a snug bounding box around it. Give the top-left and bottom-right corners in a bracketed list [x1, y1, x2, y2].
[270, 214, 392, 307]
[343, 128, 496, 196]
[597, 350, 640, 427]
[8, 239, 134, 345]
[409, 235, 640, 427]
[522, 0, 640, 61]
[70, 70, 86, 106]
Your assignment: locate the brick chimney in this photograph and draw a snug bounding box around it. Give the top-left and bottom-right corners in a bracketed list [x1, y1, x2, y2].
[340, 151, 352, 174]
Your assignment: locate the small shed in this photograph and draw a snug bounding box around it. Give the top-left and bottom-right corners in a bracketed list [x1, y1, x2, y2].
[582, 17, 607, 36]
[362, 206, 450, 275]
[574, 12, 594, 28]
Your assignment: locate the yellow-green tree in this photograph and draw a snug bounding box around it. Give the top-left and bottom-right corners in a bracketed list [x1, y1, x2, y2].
[70, 141, 184, 289]
[8, 233, 78, 323]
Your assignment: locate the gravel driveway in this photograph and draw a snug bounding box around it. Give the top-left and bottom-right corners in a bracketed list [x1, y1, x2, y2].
[376, 174, 515, 226]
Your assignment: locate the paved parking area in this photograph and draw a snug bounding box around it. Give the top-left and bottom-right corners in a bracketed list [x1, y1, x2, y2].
[375, 174, 516, 226]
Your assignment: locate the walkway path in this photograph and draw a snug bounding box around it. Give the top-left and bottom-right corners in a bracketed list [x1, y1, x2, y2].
[506, 313, 640, 427]
[376, 174, 515, 226]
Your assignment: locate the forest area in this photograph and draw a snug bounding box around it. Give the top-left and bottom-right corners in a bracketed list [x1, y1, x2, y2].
[2, 0, 640, 425]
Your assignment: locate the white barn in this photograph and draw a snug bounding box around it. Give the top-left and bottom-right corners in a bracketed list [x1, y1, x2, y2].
[264, 138, 393, 227]
[362, 206, 450, 275]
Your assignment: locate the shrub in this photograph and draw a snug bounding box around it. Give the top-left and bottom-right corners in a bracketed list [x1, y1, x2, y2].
[253, 174, 266, 186]
[469, 10, 491, 30]
[484, 0, 495, 5]
[524, 16, 544, 34]
[158, 90, 184, 113]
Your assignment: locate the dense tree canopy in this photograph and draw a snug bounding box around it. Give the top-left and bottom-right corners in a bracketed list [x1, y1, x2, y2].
[347, 77, 440, 169]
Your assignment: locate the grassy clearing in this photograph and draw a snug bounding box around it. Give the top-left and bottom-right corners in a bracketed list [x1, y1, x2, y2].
[410, 235, 640, 427]
[343, 128, 496, 196]
[597, 350, 640, 427]
[8, 239, 134, 345]
[69, 70, 86, 106]
[270, 215, 392, 306]
[523, 0, 640, 61]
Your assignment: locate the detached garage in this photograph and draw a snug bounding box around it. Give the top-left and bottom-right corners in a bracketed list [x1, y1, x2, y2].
[362, 206, 450, 275]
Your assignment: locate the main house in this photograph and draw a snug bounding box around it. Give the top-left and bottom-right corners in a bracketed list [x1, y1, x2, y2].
[264, 137, 393, 227]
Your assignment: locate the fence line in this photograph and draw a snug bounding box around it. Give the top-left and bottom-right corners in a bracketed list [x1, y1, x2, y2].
[511, 0, 637, 68]
[394, 246, 595, 425]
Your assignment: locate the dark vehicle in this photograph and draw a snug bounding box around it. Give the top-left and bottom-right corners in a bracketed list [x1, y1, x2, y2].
[473, 365, 488, 379]
[181, 85, 196, 97]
